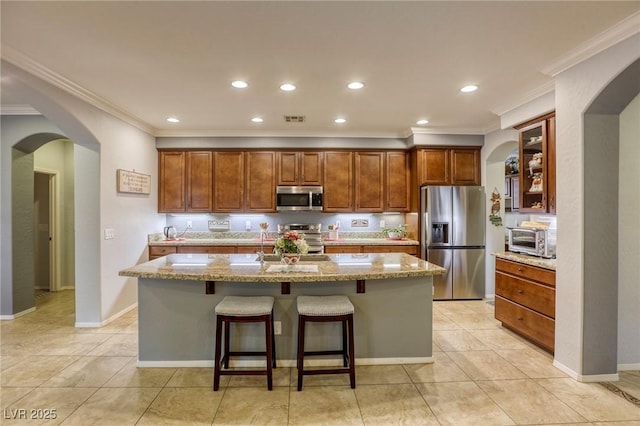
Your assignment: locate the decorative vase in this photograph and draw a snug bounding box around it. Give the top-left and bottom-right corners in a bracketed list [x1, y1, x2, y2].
[280, 253, 301, 265]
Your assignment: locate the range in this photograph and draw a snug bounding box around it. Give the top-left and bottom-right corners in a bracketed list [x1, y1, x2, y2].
[277, 223, 323, 254]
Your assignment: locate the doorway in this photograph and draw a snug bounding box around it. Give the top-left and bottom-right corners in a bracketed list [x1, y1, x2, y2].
[34, 170, 59, 292]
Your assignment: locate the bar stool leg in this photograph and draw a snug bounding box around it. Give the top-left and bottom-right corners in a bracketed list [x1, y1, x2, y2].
[271, 311, 277, 368]
[265, 313, 274, 390]
[223, 320, 231, 369]
[297, 316, 306, 391]
[342, 319, 348, 367]
[213, 315, 224, 391]
[348, 315, 356, 389]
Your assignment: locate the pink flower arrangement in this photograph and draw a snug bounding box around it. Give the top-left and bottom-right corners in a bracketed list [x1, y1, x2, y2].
[274, 231, 309, 256]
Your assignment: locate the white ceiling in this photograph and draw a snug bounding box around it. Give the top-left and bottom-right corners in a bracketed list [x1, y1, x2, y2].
[1, 1, 639, 138]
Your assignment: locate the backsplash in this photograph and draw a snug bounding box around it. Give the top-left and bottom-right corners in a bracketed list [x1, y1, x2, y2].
[149, 230, 390, 243]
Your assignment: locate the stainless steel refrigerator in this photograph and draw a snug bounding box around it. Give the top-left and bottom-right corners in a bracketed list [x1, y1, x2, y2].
[420, 186, 485, 300]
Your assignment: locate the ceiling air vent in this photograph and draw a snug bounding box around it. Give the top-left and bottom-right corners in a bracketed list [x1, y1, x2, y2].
[283, 115, 306, 123]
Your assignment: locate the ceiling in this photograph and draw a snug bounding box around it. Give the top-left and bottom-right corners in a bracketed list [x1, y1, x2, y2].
[1, 1, 639, 138]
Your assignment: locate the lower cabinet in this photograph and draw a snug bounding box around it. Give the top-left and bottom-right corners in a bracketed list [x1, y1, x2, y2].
[149, 245, 262, 260]
[494, 257, 556, 353]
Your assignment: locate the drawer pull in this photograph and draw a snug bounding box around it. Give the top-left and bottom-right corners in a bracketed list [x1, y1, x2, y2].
[517, 268, 524, 272]
[517, 289, 524, 294]
[517, 317, 524, 321]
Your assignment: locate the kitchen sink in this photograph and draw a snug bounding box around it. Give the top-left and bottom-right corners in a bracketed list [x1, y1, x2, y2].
[257, 254, 331, 262]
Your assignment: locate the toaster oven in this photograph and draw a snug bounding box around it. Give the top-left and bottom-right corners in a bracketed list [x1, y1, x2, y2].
[507, 227, 556, 258]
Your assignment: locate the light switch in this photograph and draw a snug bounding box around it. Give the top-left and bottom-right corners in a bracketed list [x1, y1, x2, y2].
[104, 228, 115, 240]
[380, 220, 385, 229]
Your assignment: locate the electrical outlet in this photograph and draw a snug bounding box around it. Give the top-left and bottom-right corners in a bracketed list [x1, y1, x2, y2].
[186, 220, 192, 229]
[245, 220, 251, 231]
[274, 321, 282, 335]
[380, 220, 386, 229]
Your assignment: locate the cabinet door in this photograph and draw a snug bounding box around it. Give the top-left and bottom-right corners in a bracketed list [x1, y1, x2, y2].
[323, 152, 353, 212]
[451, 148, 480, 185]
[213, 152, 244, 211]
[277, 152, 298, 185]
[324, 246, 361, 254]
[300, 152, 323, 185]
[420, 149, 450, 185]
[519, 120, 547, 212]
[186, 151, 213, 212]
[354, 152, 384, 212]
[546, 117, 556, 214]
[246, 151, 276, 212]
[385, 151, 410, 211]
[158, 151, 186, 212]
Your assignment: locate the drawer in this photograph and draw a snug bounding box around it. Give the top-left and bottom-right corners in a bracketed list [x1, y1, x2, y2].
[178, 245, 235, 254]
[496, 258, 555, 287]
[236, 246, 262, 254]
[324, 246, 362, 254]
[495, 296, 555, 352]
[367, 245, 418, 255]
[496, 272, 555, 318]
[149, 245, 178, 258]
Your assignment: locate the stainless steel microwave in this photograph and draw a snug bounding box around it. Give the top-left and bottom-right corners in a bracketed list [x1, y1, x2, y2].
[507, 227, 556, 258]
[276, 186, 323, 211]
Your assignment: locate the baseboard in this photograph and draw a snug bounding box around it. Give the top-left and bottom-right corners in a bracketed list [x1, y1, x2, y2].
[74, 302, 137, 328]
[552, 359, 620, 382]
[0, 306, 36, 320]
[619, 363, 640, 371]
[137, 356, 434, 368]
[59, 286, 75, 290]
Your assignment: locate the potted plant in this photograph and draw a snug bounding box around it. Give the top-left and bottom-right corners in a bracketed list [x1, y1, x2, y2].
[274, 231, 309, 264]
[382, 224, 407, 240]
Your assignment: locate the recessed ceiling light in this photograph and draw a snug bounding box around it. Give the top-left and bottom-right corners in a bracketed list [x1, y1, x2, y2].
[231, 80, 248, 89]
[460, 85, 478, 93]
[251, 117, 264, 123]
[280, 83, 296, 92]
[347, 81, 364, 90]
[334, 118, 347, 124]
[416, 119, 429, 125]
[166, 117, 180, 123]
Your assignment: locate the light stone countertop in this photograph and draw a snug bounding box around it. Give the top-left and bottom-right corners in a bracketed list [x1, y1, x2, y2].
[120, 252, 445, 283]
[148, 232, 419, 246]
[492, 251, 556, 271]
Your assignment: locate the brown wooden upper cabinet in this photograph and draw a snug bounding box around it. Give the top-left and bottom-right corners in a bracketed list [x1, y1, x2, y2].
[323, 151, 354, 212]
[516, 112, 556, 213]
[354, 152, 385, 212]
[186, 151, 213, 212]
[158, 150, 213, 213]
[385, 151, 410, 211]
[158, 151, 186, 212]
[213, 151, 244, 212]
[245, 151, 277, 212]
[416, 147, 480, 186]
[277, 151, 323, 186]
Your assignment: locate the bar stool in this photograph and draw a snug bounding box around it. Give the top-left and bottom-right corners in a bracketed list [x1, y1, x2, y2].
[296, 295, 355, 391]
[213, 296, 276, 391]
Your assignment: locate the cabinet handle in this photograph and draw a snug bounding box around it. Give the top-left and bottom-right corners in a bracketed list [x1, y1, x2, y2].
[517, 289, 524, 294]
[517, 268, 524, 272]
[517, 317, 524, 321]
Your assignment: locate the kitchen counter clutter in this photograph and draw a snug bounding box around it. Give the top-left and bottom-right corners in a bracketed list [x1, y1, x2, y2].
[120, 252, 444, 366]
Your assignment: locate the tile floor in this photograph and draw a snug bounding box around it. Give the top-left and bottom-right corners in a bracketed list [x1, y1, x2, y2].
[1, 290, 639, 425]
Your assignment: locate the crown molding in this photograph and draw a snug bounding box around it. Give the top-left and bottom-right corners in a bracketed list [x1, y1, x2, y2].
[491, 81, 555, 117]
[2, 46, 156, 135]
[540, 11, 640, 77]
[0, 104, 41, 115]
[408, 126, 485, 136]
[154, 128, 407, 139]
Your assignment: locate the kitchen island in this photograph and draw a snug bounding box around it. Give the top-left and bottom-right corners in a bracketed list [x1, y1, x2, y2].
[120, 252, 445, 367]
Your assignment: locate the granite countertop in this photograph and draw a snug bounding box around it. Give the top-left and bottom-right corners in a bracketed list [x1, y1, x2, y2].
[148, 232, 419, 246]
[492, 251, 556, 271]
[120, 252, 445, 283]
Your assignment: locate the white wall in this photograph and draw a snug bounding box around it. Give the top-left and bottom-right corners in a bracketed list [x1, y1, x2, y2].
[1, 60, 164, 323]
[618, 93, 640, 368]
[554, 33, 640, 378]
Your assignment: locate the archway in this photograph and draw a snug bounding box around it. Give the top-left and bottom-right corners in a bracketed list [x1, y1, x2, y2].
[581, 58, 640, 375]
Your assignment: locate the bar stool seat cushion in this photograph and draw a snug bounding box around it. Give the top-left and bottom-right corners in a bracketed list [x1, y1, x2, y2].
[215, 296, 275, 316]
[297, 295, 354, 316]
